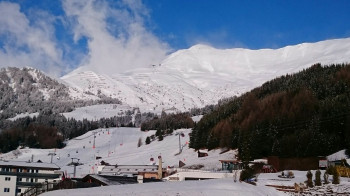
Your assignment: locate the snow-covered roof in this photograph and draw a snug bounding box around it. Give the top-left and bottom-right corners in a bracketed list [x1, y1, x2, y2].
[0, 160, 60, 170]
[100, 165, 159, 175]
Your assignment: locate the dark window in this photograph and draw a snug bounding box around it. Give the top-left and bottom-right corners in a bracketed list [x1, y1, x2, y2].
[5, 177, 11, 181]
[17, 189, 21, 193]
[4, 188, 10, 192]
[17, 178, 22, 182]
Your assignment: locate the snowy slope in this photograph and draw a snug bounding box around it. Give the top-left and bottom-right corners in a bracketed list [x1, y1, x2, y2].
[42, 178, 284, 196]
[0, 127, 236, 178]
[62, 38, 350, 112]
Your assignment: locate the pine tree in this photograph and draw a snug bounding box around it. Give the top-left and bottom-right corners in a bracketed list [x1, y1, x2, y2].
[315, 169, 321, 186]
[145, 136, 151, 145]
[158, 134, 163, 141]
[333, 168, 340, 184]
[323, 172, 329, 184]
[306, 170, 314, 187]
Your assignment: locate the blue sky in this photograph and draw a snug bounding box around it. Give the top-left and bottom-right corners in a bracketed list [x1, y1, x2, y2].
[0, 0, 349, 76]
[144, 0, 350, 49]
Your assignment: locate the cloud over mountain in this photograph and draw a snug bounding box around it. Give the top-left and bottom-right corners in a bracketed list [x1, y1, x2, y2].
[0, 0, 169, 76]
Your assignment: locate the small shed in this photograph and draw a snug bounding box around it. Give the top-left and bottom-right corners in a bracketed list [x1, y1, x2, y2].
[198, 150, 208, 157]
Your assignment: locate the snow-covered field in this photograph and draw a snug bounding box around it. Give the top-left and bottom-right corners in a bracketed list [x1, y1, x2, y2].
[1, 127, 350, 195]
[62, 104, 135, 121]
[42, 178, 284, 196]
[0, 127, 236, 177]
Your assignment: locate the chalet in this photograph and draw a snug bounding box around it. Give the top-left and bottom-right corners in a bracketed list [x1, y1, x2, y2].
[0, 160, 61, 196]
[98, 165, 167, 179]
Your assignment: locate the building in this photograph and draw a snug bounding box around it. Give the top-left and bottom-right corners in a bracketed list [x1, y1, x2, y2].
[197, 150, 208, 158]
[219, 160, 243, 171]
[98, 165, 167, 179]
[0, 160, 61, 196]
[81, 174, 161, 186]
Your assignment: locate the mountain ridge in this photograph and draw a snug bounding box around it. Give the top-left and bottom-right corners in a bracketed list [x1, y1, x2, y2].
[61, 38, 350, 113]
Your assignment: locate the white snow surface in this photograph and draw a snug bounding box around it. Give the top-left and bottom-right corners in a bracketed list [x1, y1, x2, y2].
[62, 104, 135, 121]
[2, 127, 350, 195]
[42, 178, 284, 196]
[61, 38, 350, 113]
[7, 112, 39, 121]
[0, 128, 235, 178]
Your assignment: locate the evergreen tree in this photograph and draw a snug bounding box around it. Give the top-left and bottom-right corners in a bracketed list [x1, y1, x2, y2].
[145, 136, 151, 145]
[306, 170, 314, 187]
[315, 169, 321, 186]
[333, 169, 340, 184]
[323, 172, 329, 184]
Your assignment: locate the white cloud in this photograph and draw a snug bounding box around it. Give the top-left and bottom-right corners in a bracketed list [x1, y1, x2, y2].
[0, 0, 169, 77]
[62, 0, 170, 74]
[0, 2, 65, 77]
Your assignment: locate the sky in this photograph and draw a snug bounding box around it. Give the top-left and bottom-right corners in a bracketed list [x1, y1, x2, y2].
[0, 0, 349, 77]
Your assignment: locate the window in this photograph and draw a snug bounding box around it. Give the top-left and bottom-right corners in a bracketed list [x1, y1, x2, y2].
[26, 178, 29, 182]
[4, 188, 10, 192]
[36, 169, 39, 173]
[17, 168, 23, 172]
[17, 178, 22, 182]
[3, 167, 10, 172]
[35, 178, 38, 182]
[5, 177, 11, 181]
[17, 189, 21, 193]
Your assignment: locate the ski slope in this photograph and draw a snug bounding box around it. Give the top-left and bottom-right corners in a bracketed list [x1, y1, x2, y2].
[0, 127, 236, 178]
[61, 104, 135, 121]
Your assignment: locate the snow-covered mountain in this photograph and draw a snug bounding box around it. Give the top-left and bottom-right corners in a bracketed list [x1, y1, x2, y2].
[61, 38, 350, 112]
[0, 67, 119, 119]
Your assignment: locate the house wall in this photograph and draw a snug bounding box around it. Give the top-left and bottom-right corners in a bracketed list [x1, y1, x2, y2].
[0, 175, 17, 196]
[142, 173, 158, 179]
[0, 165, 60, 196]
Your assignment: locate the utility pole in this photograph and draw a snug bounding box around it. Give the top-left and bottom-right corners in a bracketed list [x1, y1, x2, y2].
[175, 132, 184, 153]
[92, 131, 97, 149]
[158, 155, 162, 179]
[48, 151, 57, 163]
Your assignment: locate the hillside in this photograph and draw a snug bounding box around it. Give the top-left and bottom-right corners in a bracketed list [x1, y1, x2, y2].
[0, 67, 120, 120]
[190, 63, 350, 159]
[0, 127, 237, 177]
[62, 38, 350, 113]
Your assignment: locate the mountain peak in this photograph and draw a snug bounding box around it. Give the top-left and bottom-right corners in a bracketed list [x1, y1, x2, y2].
[188, 44, 214, 51]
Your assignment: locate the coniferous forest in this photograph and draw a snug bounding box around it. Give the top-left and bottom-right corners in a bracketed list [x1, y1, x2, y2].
[190, 63, 350, 160]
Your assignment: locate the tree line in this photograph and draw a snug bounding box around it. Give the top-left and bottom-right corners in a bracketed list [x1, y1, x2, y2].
[190, 63, 350, 160]
[141, 111, 194, 132]
[0, 110, 140, 153]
